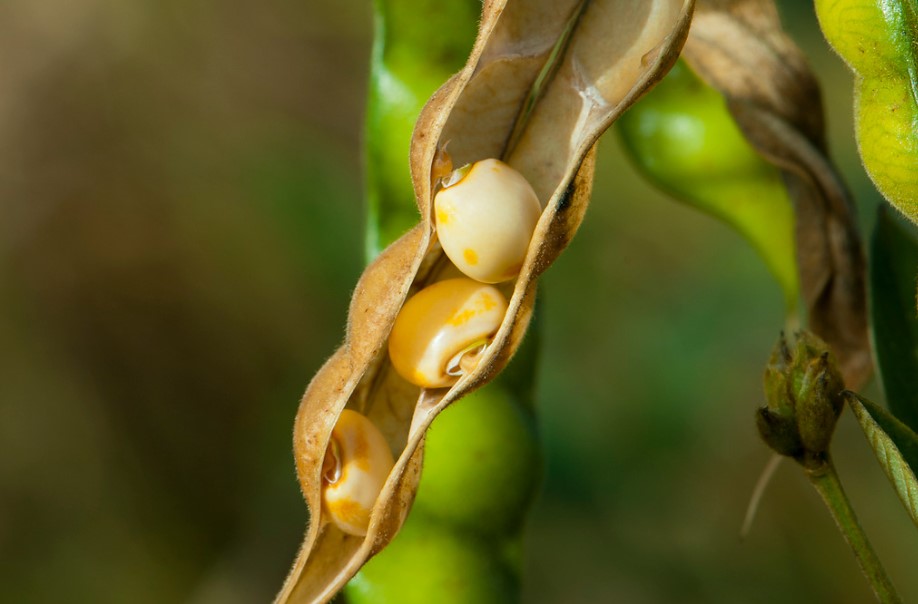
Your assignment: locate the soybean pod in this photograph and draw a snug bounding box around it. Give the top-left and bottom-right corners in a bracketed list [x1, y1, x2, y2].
[349, 0, 541, 602]
[275, 2, 694, 601]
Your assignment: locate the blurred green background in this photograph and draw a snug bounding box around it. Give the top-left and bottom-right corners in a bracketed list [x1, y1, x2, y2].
[1, 1, 916, 602]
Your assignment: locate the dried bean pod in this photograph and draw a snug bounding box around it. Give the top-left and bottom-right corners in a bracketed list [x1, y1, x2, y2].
[276, 1, 695, 601]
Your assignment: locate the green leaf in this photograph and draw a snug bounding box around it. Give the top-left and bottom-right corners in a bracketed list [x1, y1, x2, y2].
[870, 207, 918, 432]
[847, 392, 918, 530]
[815, 0, 918, 224]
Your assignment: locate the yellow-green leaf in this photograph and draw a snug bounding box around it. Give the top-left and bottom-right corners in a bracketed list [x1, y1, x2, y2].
[816, 0, 918, 224]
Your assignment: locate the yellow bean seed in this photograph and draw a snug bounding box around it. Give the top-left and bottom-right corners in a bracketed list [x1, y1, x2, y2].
[388, 278, 508, 388]
[435, 159, 541, 283]
[322, 409, 395, 536]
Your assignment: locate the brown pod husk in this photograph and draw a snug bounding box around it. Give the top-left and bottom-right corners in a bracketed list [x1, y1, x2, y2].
[681, 0, 871, 388]
[275, 1, 695, 602]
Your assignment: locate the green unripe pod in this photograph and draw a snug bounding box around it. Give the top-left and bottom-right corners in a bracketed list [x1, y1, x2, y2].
[364, 0, 481, 260]
[617, 60, 799, 311]
[344, 516, 519, 604]
[412, 387, 541, 536]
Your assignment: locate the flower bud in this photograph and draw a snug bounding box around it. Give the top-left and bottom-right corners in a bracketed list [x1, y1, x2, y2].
[757, 331, 845, 467]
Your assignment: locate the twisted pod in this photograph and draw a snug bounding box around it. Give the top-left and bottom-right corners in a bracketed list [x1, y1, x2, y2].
[621, 0, 870, 388]
[276, 1, 695, 602]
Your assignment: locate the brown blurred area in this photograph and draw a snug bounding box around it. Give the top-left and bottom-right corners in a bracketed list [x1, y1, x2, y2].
[2, 2, 918, 604]
[1, 1, 370, 601]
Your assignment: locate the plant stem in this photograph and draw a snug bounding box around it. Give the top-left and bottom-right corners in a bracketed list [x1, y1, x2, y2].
[807, 456, 902, 604]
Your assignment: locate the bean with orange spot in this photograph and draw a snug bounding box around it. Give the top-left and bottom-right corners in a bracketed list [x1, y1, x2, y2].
[434, 158, 542, 283]
[322, 409, 395, 536]
[388, 278, 508, 388]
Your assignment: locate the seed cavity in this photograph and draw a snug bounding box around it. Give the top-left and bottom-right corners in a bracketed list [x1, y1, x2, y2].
[445, 339, 488, 378]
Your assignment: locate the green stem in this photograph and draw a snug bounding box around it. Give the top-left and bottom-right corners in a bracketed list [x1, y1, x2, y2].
[807, 456, 902, 604]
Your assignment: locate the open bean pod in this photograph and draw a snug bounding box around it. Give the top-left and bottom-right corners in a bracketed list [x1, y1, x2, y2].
[275, 1, 695, 602]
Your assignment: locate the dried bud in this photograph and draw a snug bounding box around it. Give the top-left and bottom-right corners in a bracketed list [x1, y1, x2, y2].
[757, 331, 845, 468]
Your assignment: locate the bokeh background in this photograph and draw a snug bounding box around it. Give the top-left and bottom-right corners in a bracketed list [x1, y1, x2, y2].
[2, 1, 916, 602]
